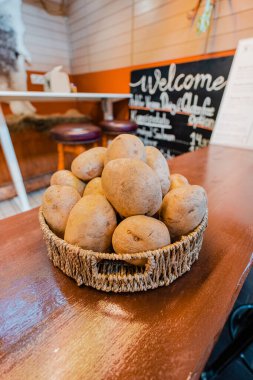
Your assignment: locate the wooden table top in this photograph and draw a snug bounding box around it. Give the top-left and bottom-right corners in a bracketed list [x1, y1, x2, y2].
[1, 145, 253, 380]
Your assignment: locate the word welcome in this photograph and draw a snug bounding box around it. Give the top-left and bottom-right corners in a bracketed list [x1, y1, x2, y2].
[130, 63, 227, 94]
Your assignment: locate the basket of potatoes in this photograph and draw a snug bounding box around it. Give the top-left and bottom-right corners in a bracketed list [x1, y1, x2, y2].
[39, 134, 208, 293]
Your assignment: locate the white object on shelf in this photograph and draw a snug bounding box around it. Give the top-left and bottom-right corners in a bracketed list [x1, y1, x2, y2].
[44, 66, 71, 93]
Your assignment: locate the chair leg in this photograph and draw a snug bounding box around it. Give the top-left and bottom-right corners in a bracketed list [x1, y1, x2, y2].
[57, 141, 102, 170]
[75, 145, 86, 155]
[57, 143, 65, 170]
[102, 134, 108, 147]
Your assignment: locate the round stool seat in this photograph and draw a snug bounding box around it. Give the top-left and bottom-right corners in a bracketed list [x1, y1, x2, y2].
[51, 123, 101, 143]
[99, 119, 138, 134]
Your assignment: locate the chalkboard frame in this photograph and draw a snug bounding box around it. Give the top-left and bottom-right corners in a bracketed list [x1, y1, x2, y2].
[129, 54, 234, 158]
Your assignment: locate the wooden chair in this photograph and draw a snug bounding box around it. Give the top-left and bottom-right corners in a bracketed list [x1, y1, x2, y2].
[99, 119, 138, 147]
[50, 123, 101, 170]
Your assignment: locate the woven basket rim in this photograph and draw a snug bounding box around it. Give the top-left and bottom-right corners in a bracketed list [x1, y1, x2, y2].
[39, 207, 208, 260]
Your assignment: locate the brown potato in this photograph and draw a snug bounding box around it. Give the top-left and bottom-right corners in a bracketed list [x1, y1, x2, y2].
[160, 185, 207, 238]
[42, 185, 81, 237]
[71, 147, 107, 181]
[64, 195, 117, 252]
[83, 177, 105, 197]
[145, 146, 170, 196]
[104, 134, 146, 164]
[50, 170, 85, 195]
[112, 215, 170, 254]
[169, 173, 189, 190]
[102, 158, 162, 217]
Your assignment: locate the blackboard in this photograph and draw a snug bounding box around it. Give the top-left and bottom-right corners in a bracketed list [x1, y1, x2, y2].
[129, 56, 233, 158]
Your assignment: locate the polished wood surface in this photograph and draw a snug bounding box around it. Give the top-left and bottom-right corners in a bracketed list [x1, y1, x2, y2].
[0, 145, 253, 380]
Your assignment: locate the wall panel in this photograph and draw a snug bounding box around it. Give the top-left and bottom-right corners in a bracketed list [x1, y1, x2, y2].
[22, 1, 70, 72]
[68, 0, 253, 75]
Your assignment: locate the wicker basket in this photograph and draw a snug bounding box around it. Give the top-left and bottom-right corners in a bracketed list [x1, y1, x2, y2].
[39, 208, 208, 293]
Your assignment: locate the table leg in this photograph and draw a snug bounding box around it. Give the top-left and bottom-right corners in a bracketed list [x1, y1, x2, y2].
[0, 104, 30, 211]
[101, 99, 113, 120]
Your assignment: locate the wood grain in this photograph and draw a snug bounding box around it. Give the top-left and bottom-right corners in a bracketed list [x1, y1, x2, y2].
[68, 0, 253, 74]
[0, 129, 58, 189]
[0, 145, 253, 380]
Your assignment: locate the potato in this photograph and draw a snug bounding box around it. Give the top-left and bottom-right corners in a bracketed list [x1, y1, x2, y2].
[170, 173, 189, 190]
[71, 147, 107, 181]
[50, 170, 85, 196]
[145, 146, 170, 196]
[42, 185, 81, 237]
[104, 134, 146, 164]
[102, 158, 162, 217]
[112, 215, 170, 254]
[64, 195, 117, 252]
[160, 185, 207, 238]
[83, 177, 105, 197]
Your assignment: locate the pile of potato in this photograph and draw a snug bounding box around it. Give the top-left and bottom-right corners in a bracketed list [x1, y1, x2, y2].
[42, 134, 207, 256]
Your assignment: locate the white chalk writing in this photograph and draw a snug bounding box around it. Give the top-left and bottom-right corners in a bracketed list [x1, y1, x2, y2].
[130, 63, 226, 94]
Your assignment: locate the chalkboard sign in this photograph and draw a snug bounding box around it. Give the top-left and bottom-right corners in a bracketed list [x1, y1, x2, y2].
[130, 56, 233, 158]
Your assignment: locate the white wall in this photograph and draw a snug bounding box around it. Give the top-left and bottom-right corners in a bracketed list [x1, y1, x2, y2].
[68, 0, 253, 74]
[22, 0, 70, 72]
[133, 0, 253, 65]
[21, 0, 253, 74]
[68, 0, 133, 74]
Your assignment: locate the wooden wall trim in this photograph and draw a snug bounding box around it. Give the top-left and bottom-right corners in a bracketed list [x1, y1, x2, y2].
[72, 49, 235, 94]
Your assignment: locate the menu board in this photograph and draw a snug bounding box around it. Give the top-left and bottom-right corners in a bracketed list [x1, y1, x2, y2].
[211, 38, 253, 149]
[130, 56, 233, 158]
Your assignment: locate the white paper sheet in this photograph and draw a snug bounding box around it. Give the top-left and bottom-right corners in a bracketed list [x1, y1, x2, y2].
[211, 38, 253, 149]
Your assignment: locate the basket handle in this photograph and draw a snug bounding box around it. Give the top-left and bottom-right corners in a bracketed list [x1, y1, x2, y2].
[90, 254, 155, 281]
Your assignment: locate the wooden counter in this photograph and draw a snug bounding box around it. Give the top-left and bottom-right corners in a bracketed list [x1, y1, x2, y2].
[0, 145, 253, 380]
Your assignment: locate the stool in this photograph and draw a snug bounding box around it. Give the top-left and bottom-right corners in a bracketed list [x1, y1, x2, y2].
[50, 123, 101, 170]
[99, 119, 138, 147]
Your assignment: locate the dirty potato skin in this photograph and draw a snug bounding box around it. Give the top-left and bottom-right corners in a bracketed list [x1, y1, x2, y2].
[145, 146, 170, 196]
[104, 134, 146, 164]
[102, 158, 162, 217]
[170, 173, 189, 190]
[50, 170, 85, 196]
[71, 147, 107, 181]
[64, 195, 117, 252]
[42, 185, 81, 237]
[83, 177, 105, 197]
[160, 185, 207, 238]
[112, 215, 171, 254]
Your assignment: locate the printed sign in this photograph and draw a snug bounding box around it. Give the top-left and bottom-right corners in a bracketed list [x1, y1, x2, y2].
[211, 39, 253, 149]
[130, 56, 233, 158]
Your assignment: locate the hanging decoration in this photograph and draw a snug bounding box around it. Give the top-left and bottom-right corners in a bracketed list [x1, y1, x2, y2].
[188, 0, 216, 34]
[197, 0, 216, 33]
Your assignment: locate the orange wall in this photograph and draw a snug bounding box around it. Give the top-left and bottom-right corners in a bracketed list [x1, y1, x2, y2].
[72, 50, 235, 120]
